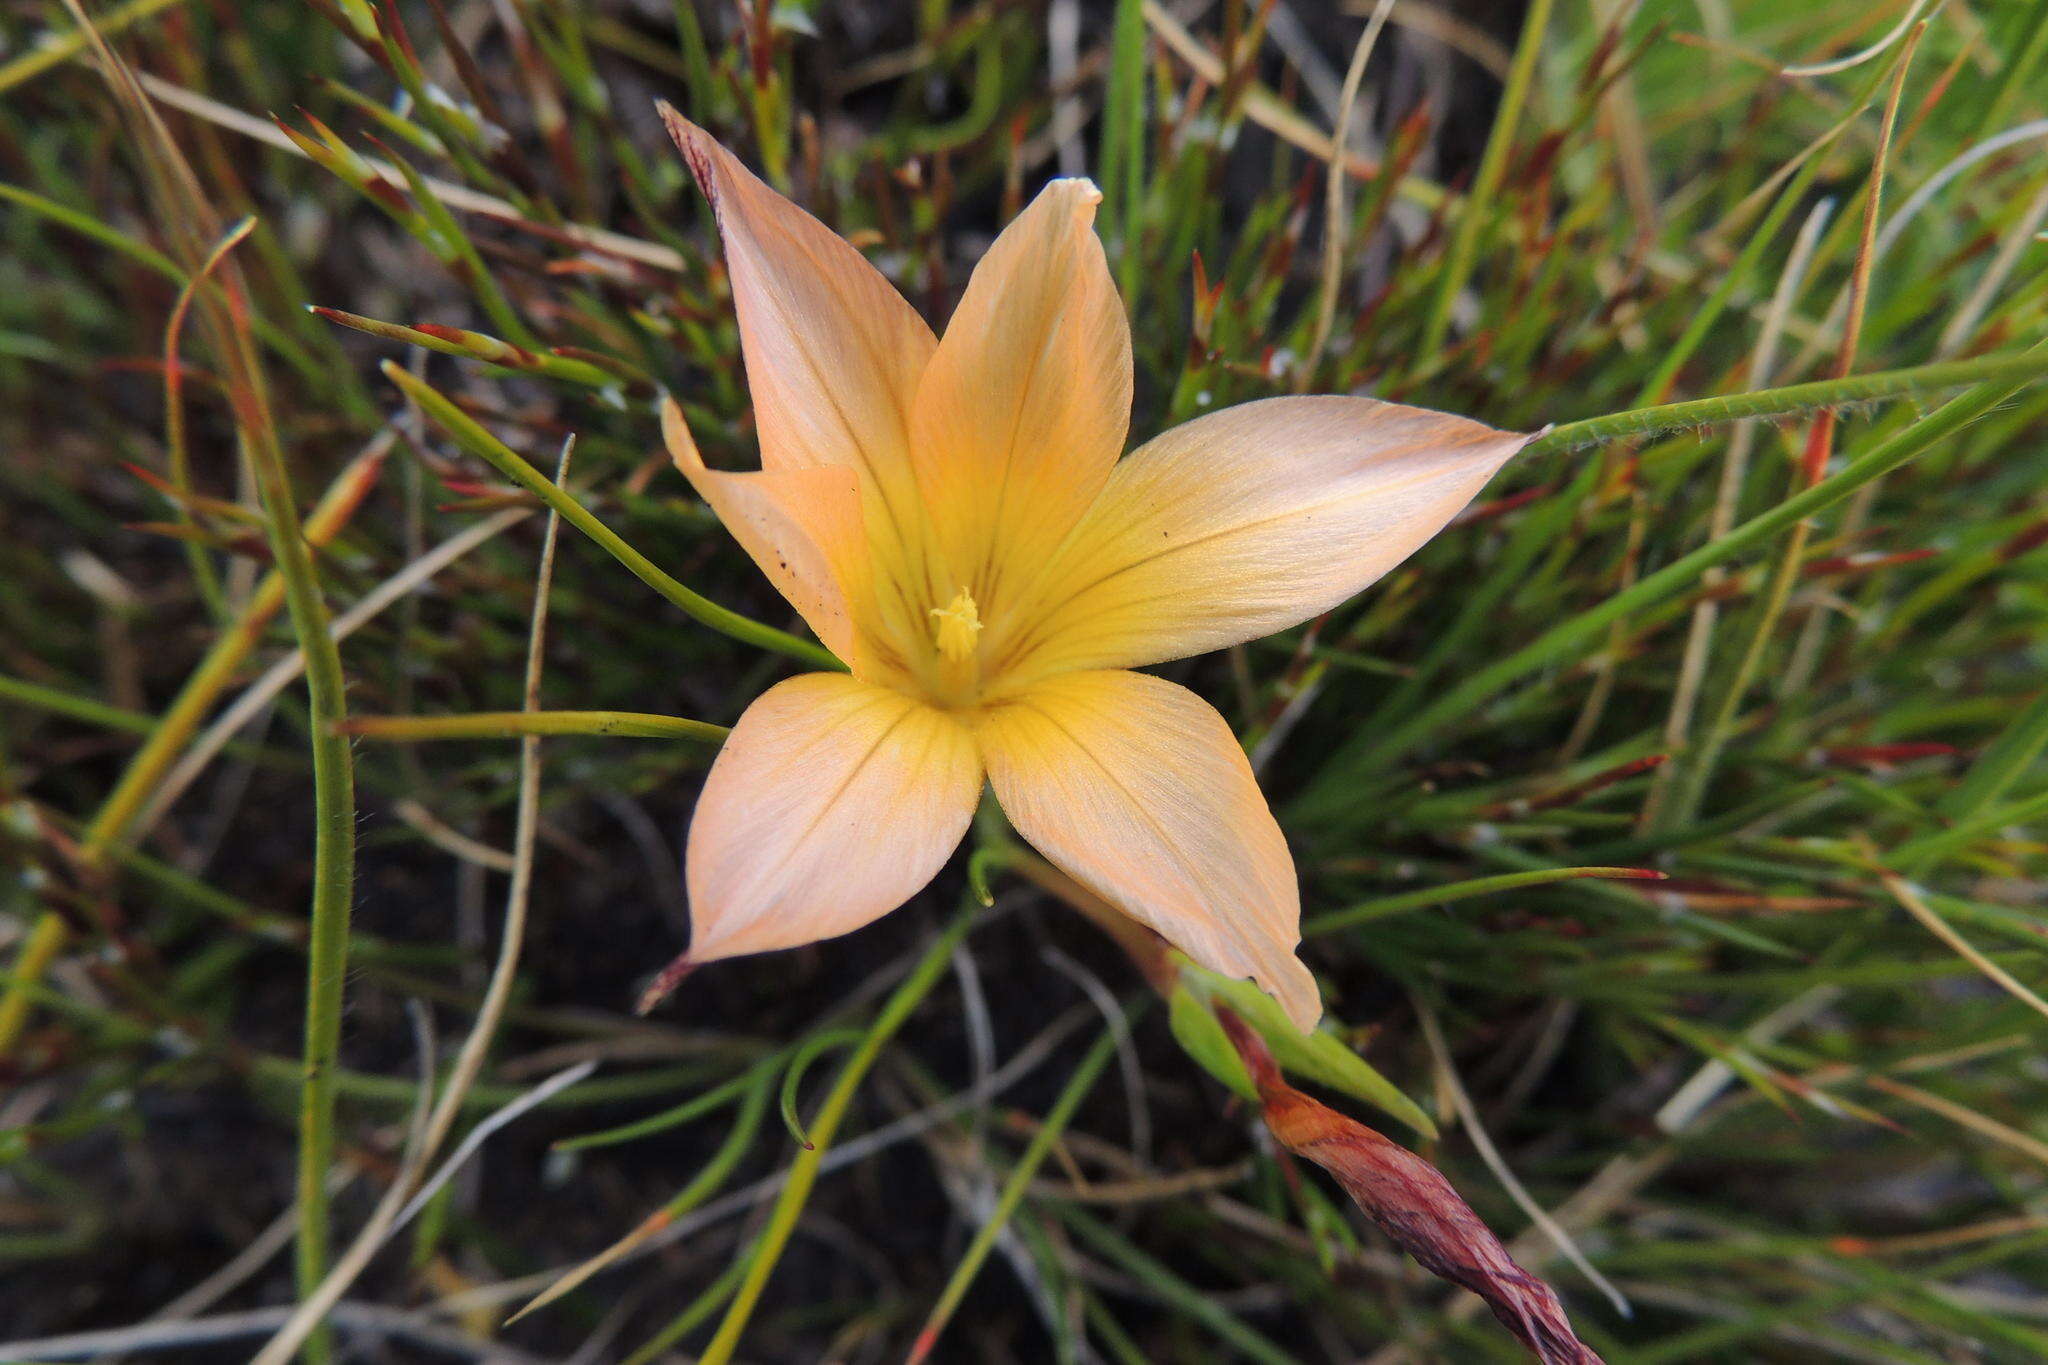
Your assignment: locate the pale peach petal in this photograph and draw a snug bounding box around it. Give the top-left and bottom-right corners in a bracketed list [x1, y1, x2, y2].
[985, 396, 1532, 684]
[663, 397, 871, 669]
[910, 177, 1132, 617]
[662, 107, 944, 656]
[685, 673, 983, 962]
[661, 107, 932, 489]
[974, 669, 1320, 1030]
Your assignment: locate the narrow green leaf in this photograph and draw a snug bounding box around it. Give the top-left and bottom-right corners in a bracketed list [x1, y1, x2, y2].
[383, 362, 842, 672]
[1939, 689, 2048, 820]
[1181, 964, 1436, 1138]
[1168, 983, 1257, 1101]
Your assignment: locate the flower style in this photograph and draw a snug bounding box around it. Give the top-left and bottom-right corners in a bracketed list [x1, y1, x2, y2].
[658, 107, 1531, 1030]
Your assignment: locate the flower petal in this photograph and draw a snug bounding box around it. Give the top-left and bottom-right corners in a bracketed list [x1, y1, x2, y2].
[974, 669, 1320, 1029]
[661, 107, 944, 659]
[910, 177, 1133, 615]
[988, 396, 1532, 683]
[685, 673, 983, 962]
[661, 108, 934, 495]
[663, 397, 871, 669]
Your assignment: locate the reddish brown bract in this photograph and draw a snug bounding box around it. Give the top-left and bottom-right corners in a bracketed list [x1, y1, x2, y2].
[1219, 1010, 1604, 1365]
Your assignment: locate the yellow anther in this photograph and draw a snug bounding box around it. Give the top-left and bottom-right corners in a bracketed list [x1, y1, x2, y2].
[929, 590, 983, 664]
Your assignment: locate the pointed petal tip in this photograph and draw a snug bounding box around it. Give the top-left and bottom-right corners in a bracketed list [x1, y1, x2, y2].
[656, 103, 726, 206]
[1048, 175, 1104, 204]
[653, 103, 935, 504]
[653, 99, 696, 148]
[1005, 395, 1535, 678]
[634, 950, 698, 1015]
[1268, 954, 1325, 1034]
[1034, 176, 1104, 226]
[659, 394, 703, 474]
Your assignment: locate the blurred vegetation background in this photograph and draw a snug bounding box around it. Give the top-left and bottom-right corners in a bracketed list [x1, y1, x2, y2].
[5, 0, 2048, 1360]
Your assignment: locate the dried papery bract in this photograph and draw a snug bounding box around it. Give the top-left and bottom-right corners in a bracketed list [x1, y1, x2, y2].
[1217, 1010, 1604, 1365]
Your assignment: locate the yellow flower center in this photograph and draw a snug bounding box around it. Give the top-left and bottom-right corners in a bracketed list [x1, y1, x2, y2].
[929, 589, 983, 662]
[928, 588, 984, 705]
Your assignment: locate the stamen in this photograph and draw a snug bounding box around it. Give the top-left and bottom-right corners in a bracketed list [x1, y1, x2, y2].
[929, 590, 983, 664]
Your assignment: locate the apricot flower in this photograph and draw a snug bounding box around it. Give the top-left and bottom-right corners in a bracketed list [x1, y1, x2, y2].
[659, 107, 1530, 1029]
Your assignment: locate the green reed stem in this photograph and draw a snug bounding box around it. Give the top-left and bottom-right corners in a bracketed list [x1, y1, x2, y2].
[0, 373, 380, 1070]
[1416, 0, 1555, 358]
[1663, 31, 1916, 826]
[1328, 353, 2048, 783]
[383, 362, 842, 673]
[1523, 351, 2048, 458]
[0, 916, 70, 1057]
[909, 1018, 1127, 1363]
[342, 710, 727, 743]
[1305, 866, 1664, 936]
[0, 0, 190, 94]
[253, 426, 357, 1365]
[0, 674, 160, 736]
[694, 899, 980, 1365]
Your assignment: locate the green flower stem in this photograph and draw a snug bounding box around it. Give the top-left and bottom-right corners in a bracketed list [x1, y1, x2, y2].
[165, 230, 358, 1358]
[1522, 351, 2048, 458]
[694, 899, 980, 1365]
[341, 710, 727, 743]
[311, 307, 618, 388]
[250, 421, 357, 1365]
[383, 361, 842, 673]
